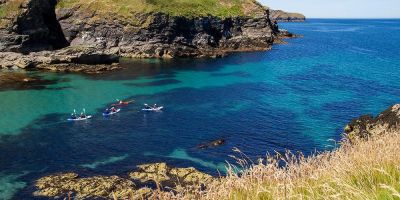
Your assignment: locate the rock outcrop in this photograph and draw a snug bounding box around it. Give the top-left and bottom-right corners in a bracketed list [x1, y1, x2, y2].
[55, 10, 276, 59]
[0, 46, 120, 73]
[34, 163, 214, 199]
[129, 163, 213, 188]
[344, 104, 400, 142]
[0, 0, 299, 71]
[270, 10, 305, 22]
[0, 0, 69, 52]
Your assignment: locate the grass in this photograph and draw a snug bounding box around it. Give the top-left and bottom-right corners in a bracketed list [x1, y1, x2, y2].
[150, 131, 400, 199]
[0, 0, 25, 28]
[56, 0, 265, 19]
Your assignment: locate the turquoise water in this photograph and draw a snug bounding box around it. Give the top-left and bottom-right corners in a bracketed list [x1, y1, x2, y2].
[1, 19, 400, 199]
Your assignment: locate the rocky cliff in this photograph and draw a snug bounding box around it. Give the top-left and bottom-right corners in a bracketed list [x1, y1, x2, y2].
[344, 104, 400, 142]
[270, 10, 305, 22]
[0, 0, 294, 71]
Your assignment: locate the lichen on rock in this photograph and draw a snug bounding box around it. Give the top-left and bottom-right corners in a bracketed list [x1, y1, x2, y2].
[129, 163, 214, 187]
[34, 172, 138, 199]
[34, 163, 215, 199]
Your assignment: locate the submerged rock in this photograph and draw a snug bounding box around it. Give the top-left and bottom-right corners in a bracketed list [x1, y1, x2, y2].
[0, 72, 59, 91]
[197, 139, 226, 149]
[344, 104, 400, 142]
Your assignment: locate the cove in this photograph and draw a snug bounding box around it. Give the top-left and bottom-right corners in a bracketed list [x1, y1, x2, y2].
[1, 19, 400, 199]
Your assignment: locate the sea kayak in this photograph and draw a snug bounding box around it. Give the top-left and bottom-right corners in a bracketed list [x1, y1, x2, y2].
[103, 109, 121, 116]
[142, 106, 163, 111]
[68, 115, 92, 121]
[112, 100, 135, 106]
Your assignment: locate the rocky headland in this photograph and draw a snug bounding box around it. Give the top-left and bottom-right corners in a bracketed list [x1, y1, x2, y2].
[0, 0, 299, 72]
[270, 10, 306, 22]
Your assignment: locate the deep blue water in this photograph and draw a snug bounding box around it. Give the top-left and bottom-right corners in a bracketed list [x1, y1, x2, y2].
[1, 19, 400, 199]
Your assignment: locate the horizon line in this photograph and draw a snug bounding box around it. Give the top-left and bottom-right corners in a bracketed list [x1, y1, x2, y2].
[301, 17, 400, 20]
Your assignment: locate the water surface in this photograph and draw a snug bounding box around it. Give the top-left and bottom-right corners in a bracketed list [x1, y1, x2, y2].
[1, 19, 400, 199]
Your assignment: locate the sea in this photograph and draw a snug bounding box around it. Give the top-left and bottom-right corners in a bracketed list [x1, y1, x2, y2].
[1, 19, 400, 199]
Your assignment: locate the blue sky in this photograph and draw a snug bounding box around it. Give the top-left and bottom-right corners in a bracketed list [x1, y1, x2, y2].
[260, 0, 400, 18]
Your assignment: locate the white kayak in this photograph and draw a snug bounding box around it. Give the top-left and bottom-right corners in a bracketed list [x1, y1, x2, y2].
[142, 106, 163, 111]
[103, 109, 121, 116]
[68, 115, 92, 121]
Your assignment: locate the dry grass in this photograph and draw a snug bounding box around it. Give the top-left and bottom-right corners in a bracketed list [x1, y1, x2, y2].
[154, 131, 400, 200]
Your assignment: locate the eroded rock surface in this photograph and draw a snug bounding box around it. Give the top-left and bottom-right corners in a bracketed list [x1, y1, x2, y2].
[0, 0, 69, 52]
[0, 46, 120, 73]
[56, 11, 277, 59]
[34, 163, 214, 199]
[129, 163, 214, 188]
[344, 104, 400, 142]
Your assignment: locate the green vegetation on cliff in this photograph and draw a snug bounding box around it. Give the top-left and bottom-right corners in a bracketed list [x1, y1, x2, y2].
[0, 0, 24, 28]
[56, 0, 266, 18]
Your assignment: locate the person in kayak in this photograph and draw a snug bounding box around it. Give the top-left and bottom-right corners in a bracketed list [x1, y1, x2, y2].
[104, 108, 110, 114]
[152, 104, 158, 109]
[111, 107, 117, 112]
[144, 104, 152, 109]
[70, 113, 77, 119]
[80, 112, 86, 119]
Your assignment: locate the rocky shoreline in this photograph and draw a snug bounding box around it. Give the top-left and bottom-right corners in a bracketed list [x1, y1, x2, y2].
[34, 163, 215, 199]
[0, 0, 300, 73]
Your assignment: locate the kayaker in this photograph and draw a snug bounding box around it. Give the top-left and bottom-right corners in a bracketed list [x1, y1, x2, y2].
[80, 112, 86, 118]
[104, 108, 110, 114]
[111, 107, 117, 112]
[144, 104, 152, 109]
[153, 104, 157, 109]
[70, 113, 77, 119]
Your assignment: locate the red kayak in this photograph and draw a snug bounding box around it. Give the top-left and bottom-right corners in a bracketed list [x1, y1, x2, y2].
[112, 100, 134, 106]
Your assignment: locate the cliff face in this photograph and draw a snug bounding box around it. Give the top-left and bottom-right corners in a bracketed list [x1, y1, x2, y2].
[0, 0, 290, 70]
[56, 11, 276, 58]
[0, 0, 68, 52]
[270, 10, 305, 22]
[344, 104, 400, 142]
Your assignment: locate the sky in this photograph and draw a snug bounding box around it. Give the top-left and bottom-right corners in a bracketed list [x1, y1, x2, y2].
[260, 0, 400, 18]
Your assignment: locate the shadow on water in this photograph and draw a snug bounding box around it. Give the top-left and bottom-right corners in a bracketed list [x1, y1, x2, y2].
[81, 44, 318, 82]
[0, 71, 71, 92]
[124, 79, 182, 87]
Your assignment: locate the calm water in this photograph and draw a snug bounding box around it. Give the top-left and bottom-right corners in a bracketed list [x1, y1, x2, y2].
[1, 19, 400, 199]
